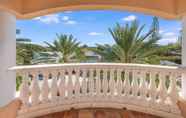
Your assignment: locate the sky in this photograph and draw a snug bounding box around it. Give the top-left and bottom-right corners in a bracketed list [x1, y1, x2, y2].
[16, 10, 182, 46]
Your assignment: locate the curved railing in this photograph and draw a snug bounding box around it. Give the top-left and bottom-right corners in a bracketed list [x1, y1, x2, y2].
[10, 63, 183, 118]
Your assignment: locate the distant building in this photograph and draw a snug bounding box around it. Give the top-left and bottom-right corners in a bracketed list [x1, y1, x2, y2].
[82, 50, 101, 63]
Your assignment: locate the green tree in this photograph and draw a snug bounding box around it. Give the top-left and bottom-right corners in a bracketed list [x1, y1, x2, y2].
[16, 38, 46, 65]
[153, 39, 181, 65]
[150, 17, 160, 40]
[94, 19, 160, 63]
[92, 44, 119, 62]
[44, 34, 86, 63]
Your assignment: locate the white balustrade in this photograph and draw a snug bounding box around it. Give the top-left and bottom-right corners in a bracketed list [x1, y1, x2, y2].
[10, 63, 184, 118]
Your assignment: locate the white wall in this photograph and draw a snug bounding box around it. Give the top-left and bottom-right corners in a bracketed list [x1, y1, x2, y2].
[0, 11, 16, 106]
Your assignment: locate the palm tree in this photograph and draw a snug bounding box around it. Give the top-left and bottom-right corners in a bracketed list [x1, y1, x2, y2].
[94, 19, 160, 63]
[44, 34, 85, 63]
[92, 44, 119, 62]
[150, 17, 160, 40]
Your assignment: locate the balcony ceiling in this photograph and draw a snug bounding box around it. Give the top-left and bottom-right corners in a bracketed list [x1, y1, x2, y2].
[0, 0, 186, 19]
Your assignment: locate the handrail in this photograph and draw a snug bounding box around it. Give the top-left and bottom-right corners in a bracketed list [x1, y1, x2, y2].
[10, 63, 180, 70]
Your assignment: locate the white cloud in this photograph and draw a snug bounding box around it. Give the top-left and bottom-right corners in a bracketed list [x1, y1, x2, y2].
[33, 14, 60, 24]
[122, 15, 137, 21]
[177, 27, 182, 31]
[159, 31, 178, 44]
[163, 32, 176, 37]
[159, 37, 178, 45]
[159, 30, 165, 34]
[88, 32, 103, 36]
[62, 16, 69, 21]
[65, 20, 77, 25]
[61, 15, 77, 25]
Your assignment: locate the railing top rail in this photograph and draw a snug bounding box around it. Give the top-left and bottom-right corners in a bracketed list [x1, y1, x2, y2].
[9, 63, 180, 71]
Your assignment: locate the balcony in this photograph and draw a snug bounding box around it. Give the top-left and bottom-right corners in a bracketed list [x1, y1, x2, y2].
[10, 63, 183, 118]
[2, 1, 186, 118]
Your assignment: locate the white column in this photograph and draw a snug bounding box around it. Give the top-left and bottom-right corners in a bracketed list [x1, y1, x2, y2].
[182, 16, 186, 99]
[0, 11, 16, 106]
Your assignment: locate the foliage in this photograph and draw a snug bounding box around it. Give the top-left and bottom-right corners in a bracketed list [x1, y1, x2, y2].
[92, 44, 119, 62]
[153, 40, 181, 64]
[31, 52, 61, 64]
[44, 34, 86, 63]
[150, 28, 181, 64]
[16, 38, 46, 65]
[16, 76, 22, 91]
[94, 19, 160, 63]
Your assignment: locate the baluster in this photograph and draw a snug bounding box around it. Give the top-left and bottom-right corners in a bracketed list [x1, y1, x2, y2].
[67, 68, 73, 99]
[41, 71, 49, 103]
[123, 70, 130, 97]
[168, 73, 179, 105]
[131, 70, 138, 97]
[82, 69, 87, 96]
[51, 71, 58, 101]
[116, 69, 122, 96]
[96, 69, 101, 97]
[89, 69, 94, 96]
[30, 72, 40, 105]
[139, 71, 147, 100]
[19, 72, 30, 107]
[75, 69, 80, 98]
[158, 72, 167, 104]
[59, 70, 65, 100]
[109, 69, 115, 96]
[149, 72, 157, 104]
[103, 69, 108, 96]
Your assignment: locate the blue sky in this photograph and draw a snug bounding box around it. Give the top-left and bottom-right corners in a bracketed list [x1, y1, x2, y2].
[16, 10, 181, 46]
